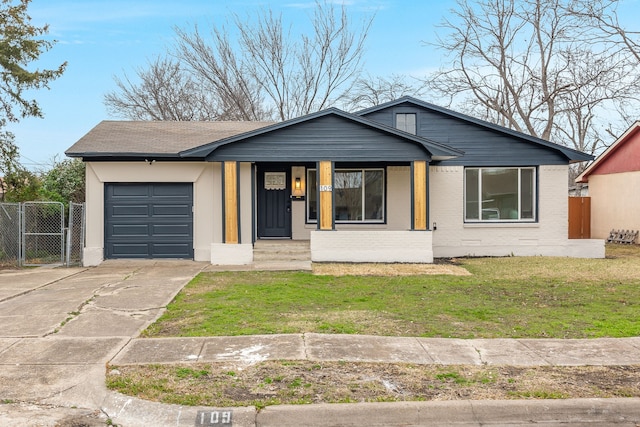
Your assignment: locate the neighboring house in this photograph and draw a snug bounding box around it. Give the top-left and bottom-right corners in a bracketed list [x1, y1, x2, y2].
[576, 121, 640, 239]
[65, 96, 604, 266]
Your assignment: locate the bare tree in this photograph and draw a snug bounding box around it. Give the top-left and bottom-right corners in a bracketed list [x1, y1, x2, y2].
[107, 1, 373, 122]
[568, 0, 640, 134]
[424, 0, 640, 159]
[344, 74, 426, 111]
[570, 0, 640, 64]
[104, 56, 220, 121]
[173, 25, 268, 121]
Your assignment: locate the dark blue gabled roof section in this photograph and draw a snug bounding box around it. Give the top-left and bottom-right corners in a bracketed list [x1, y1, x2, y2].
[357, 96, 593, 164]
[180, 107, 463, 162]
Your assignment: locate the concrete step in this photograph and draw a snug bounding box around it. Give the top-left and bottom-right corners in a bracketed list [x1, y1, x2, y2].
[252, 260, 312, 271]
[253, 240, 311, 262]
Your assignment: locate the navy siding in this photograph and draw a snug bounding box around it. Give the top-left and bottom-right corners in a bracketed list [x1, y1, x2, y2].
[362, 103, 567, 166]
[207, 115, 431, 162]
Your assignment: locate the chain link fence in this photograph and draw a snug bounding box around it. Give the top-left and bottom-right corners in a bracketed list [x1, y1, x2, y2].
[0, 201, 85, 268]
[0, 203, 20, 268]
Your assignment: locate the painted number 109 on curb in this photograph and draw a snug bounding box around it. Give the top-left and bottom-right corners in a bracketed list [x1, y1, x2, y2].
[195, 410, 232, 426]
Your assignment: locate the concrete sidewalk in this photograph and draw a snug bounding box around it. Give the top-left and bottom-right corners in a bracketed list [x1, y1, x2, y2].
[111, 333, 640, 367]
[1, 262, 640, 426]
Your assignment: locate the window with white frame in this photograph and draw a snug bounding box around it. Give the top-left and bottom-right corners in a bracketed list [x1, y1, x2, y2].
[464, 167, 536, 221]
[396, 113, 417, 134]
[307, 168, 384, 223]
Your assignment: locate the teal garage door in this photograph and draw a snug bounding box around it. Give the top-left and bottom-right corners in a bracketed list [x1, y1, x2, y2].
[105, 183, 193, 259]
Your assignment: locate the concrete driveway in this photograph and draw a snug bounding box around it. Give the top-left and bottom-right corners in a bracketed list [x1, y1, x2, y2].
[0, 260, 206, 425]
[0, 260, 205, 338]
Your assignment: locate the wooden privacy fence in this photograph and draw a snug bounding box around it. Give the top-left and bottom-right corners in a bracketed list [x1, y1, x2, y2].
[568, 197, 591, 239]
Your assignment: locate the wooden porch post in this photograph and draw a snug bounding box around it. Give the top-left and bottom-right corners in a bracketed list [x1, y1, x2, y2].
[318, 160, 334, 230]
[412, 160, 428, 230]
[223, 161, 239, 243]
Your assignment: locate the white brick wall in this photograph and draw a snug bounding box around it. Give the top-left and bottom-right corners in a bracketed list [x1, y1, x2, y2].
[211, 243, 253, 265]
[430, 165, 604, 259]
[311, 230, 433, 263]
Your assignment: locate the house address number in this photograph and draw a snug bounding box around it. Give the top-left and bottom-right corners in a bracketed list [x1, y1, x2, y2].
[319, 184, 332, 192]
[195, 410, 232, 426]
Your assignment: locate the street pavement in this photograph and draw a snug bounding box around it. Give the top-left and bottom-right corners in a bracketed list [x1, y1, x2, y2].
[0, 261, 639, 426]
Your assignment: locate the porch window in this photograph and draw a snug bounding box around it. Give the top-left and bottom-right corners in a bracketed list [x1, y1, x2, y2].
[307, 168, 384, 223]
[464, 167, 536, 221]
[307, 168, 318, 221]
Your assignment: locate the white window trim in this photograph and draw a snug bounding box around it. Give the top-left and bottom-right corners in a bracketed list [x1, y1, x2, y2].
[464, 167, 537, 223]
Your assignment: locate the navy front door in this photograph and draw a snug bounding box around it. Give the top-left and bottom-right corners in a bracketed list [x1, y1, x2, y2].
[257, 168, 291, 238]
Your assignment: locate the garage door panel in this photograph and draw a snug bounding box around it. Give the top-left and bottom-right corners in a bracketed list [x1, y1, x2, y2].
[111, 205, 149, 217]
[151, 224, 192, 237]
[151, 243, 192, 256]
[110, 243, 150, 257]
[152, 185, 192, 196]
[152, 204, 191, 217]
[105, 183, 193, 259]
[110, 184, 151, 197]
[109, 224, 150, 237]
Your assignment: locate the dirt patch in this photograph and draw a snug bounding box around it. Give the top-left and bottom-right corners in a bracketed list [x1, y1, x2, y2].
[107, 361, 640, 408]
[312, 262, 471, 276]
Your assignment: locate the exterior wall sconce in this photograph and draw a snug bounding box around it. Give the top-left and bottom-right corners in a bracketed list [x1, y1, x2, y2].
[291, 167, 305, 199]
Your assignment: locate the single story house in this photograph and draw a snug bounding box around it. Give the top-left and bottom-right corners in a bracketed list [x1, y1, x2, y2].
[576, 121, 640, 239]
[66, 96, 604, 266]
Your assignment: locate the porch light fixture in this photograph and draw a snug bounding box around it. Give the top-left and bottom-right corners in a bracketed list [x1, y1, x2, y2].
[291, 172, 305, 199]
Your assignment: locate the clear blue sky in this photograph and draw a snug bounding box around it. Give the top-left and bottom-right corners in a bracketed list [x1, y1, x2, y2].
[7, 0, 640, 169]
[8, 0, 452, 169]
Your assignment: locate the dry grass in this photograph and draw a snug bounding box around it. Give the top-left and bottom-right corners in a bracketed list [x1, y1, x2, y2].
[107, 361, 640, 408]
[312, 263, 471, 276]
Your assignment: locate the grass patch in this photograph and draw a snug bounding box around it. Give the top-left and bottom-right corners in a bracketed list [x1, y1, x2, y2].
[142, 244, 640, 339]
[106, 362, 640, 407]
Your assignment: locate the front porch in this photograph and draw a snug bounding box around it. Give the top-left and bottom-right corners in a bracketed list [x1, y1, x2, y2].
[212, 228, 434, 266]
[211, 159, 436, 266]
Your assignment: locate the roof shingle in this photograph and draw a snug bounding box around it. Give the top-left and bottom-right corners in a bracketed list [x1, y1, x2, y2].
[65, 120, 273, 156]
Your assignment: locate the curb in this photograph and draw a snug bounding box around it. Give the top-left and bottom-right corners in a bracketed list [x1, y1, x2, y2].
[102, 393, 640, 427]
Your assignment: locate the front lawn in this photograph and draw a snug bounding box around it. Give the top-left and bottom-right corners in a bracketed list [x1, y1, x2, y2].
[142, 244, 640, 339]
[110, 244, 640, 408]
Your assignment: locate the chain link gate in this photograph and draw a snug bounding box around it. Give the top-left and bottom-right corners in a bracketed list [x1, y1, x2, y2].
[21, 201, 65, 266]
[66, 202, 85, 266]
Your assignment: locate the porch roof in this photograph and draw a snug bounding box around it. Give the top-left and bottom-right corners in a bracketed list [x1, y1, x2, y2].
[180, 108, 463, 162]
